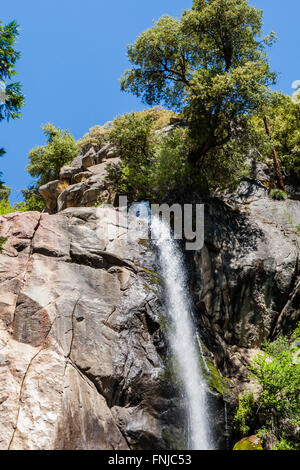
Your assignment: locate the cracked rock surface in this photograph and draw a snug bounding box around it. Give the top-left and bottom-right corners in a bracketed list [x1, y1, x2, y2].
[192, 196, 300, 393]
[0, 207, 178, 450]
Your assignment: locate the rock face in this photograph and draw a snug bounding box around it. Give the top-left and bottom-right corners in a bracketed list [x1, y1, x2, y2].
[0, 208, 180, 450]
[39, 144, 120, 214]
[2, 137, 300, 450]
[192, 191, 300, 393]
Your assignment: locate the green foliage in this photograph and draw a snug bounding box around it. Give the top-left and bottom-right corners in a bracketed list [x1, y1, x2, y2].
[0, 20, 24, 121]
[234, 326, 300, 448]
[233, 392, 256, 435]
[0, 20, 24, 183]
[272, 438, 296, 451]
[150, 128, 197, 199]
[17, 186, 44, 212]
[104, 109, 204, 201]
[105, 107, 249, 200]
[292, 81, 300, 103]
[0, 198, 15, 215]
[121, 0, 275, 165]
[233, 326, 300, 449]
[0, 184, 11, 201]
[249, 93, 300, 183]
[0, 185, 15, 215]
[26, 123, 79, 187]
[0, 183, 44, 215]
[250, 334, 300, 425]
[293, 323, 300, 340]
[0, 236, 8, 252]
[269, 189, 288, 201]
[77, 123, 111, 153]
[233, 436, 263, 451]
[107, 110, 157, 200]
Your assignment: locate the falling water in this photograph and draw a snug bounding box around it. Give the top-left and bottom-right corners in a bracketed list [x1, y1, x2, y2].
[151, 216, 212, 450]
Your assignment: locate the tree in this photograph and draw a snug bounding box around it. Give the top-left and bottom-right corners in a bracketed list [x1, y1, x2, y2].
[120, 0, 275, 168]
[263, 115, 285, 191]
[106, 111, 158, 201]
[0, 20, 24, 184]
[249, 93, 300, 186]
[26, 123, 79, 187]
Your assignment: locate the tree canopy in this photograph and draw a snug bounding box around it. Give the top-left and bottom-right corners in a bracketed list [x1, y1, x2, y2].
[26, 123, 79, 186]
[0, 20, 24, 184]
[234, 325, 300, 450]
[249, 93, 300, 185]
[120, 0, 276, 165]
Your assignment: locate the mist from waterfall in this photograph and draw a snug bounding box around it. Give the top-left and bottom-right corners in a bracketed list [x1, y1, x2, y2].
[151, 216, 212, 450]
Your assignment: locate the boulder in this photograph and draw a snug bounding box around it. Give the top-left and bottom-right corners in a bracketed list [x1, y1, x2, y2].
[73, 171, 93, 184]
[57, 182, 89, 212]
[40, 148, 121, 212]
[39, 180, 69, 213]
[247, 158, 271, 183]
[0, 207, 180, 450]
[96, 143, 119, 163]
[233, 436, 263, 451]
[82, 148, 96, 169]
[59, 165, 82, 182]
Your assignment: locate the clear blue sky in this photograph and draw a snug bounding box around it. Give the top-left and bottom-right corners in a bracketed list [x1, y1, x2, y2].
[1, 0, 299, 202]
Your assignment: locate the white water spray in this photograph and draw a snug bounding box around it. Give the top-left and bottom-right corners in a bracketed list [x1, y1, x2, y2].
[151, 216, 212, 450]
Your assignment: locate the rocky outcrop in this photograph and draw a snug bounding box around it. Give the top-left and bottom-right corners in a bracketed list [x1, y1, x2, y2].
[2, 135, 300, 450]
[0, 207, 181, 450]
[39, 144, 120, 214]
[192, 189, 300, 394]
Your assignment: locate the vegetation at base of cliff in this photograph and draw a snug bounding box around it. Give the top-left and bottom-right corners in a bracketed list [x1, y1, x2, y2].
[19, 185, 45, 211]
[233, 392, 256, 436]
[272, 438, 296, 451]
[233, 324, 300, 449]
[233, 436, 263, 451]
[197, 341, 234, 401]
[269, 189, 288, 201]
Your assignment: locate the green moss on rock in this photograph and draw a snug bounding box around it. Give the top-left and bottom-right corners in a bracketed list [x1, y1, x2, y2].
[233, 435, 263, 451]
[0, 237, 8, 253]
[162, 428, 186, 450]
[138, 239, 151, 249]
[199, 342, 234, 402]
[141, 267, 163, 285]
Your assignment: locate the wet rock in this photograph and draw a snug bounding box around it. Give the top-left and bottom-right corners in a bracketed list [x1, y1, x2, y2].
[233, 435, 263, 450]
[0, 208, 179, 450]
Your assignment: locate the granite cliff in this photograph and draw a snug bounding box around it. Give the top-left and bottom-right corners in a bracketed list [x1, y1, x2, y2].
[0, 143, 299, 450]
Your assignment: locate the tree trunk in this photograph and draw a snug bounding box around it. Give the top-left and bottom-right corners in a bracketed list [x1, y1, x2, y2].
[263, 116, 286, 191]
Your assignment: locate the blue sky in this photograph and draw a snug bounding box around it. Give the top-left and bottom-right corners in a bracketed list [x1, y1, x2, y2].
[1, 0, 299, 202]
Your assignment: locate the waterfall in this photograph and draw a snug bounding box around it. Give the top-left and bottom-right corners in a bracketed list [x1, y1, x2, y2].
[151, 216, 212, 450]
